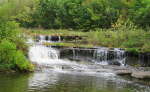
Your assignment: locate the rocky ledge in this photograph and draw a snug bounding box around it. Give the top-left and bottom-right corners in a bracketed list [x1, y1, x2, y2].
[115, 70, 132, 75]
[131, 72, 150, 79]
[113, 66, 150, 79]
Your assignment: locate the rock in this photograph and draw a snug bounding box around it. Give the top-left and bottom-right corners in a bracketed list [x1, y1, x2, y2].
[51, 36, 60, 42]
[115, 70, 132, 75]
[131, 72, 150, 79]
[108, 61, 121, 66]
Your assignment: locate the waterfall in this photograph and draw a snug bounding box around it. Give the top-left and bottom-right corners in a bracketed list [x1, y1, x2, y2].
[93, 48, 125, 66]
[62, 47, 126, 66]
[28, 45, 91, 72]
[29, 45, 60, 65]
[93, 48, 108, 65]
[28, 35, 126, 74]
[39, 35, 45, 43]
[58, 36, 61, 42]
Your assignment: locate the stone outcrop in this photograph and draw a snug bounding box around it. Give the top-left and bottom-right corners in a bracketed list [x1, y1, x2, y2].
[115, 70, 132, 75]
[131, 71, 150, 79]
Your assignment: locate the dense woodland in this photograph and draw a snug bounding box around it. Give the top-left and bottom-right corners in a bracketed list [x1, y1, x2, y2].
[0, 0, 150, 71]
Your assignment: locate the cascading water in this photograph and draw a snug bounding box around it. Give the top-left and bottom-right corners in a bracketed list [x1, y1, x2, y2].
[93, 48, 108, 65]
[29, 45, 59, 65]
[28, 45, 94, 73]
[28, 45, 116, 76]
[34, 35, 126, 66]
[28, 35, 127, 74]
[93, 48, 125, 66]
[69, 47, 126, 66]
[39, 35, 45, 43]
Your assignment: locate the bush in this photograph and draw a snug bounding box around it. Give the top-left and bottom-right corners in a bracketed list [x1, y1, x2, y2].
[0, 40, 34, 72]
[0, 21, 34, 72]
[0, 21, 19, 40]
[0, 1, 34, 72]
[87, 20, 150, 52]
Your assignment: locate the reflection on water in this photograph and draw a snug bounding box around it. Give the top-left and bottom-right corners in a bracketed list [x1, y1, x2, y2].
[0, 71, 149, 92]
[0, 73, 29, 92]
[28, 71, 150, 92]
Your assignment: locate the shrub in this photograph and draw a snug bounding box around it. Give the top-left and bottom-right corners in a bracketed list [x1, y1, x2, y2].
[0, 40, 34, 72]
[0, 21, 19, 40]
[0, 0, 34, 72]
[87, 20, 150, 52]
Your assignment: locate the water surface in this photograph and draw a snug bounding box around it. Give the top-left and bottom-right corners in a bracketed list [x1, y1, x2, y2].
[0, 70, 150, 92]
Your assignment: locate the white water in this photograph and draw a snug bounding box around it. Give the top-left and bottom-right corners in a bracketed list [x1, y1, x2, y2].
[92, 48, 125, 65]
[29, 45, 95, 73]
[28, 45, 117, 77]
[29, 45, 76, 65]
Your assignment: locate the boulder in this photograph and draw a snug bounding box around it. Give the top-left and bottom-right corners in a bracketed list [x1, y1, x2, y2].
[131, 72, 150, 79]
[115, 70, 132, 75]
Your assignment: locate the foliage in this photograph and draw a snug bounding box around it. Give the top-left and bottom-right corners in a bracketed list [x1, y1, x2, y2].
[26, 0, 119, 30]
[0, 21, 34, 72]
[87, 20, 150, 52]
[43, 42, 93, 48]
[13, 0, 150, 30]
[25, 20, 150, 53]
[23, 28, 86, 36]
[0, 21, 19, 40]
[0, 40, 34, 71]
[13, 0, 39, 28]
[0, 0, 34, 72]
[132, 0, 150, 27]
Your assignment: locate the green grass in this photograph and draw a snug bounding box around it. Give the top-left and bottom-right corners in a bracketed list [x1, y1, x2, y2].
[22, 28, 87, 36]
[43, 42, 94, 48]
[23, 28, 150, 53]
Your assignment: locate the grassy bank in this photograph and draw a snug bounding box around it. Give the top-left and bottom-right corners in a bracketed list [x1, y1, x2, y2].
[23, 28, 87, 36]
[24, 28, 150, 53]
